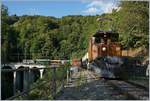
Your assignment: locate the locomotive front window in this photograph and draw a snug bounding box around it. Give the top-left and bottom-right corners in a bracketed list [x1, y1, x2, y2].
[95, 37, 101, 43]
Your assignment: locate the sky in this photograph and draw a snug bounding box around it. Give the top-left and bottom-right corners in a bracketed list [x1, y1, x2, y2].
[2, 0, 119, 18]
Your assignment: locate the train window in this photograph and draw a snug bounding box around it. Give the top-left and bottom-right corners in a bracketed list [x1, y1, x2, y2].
[95, 37, 101, 43]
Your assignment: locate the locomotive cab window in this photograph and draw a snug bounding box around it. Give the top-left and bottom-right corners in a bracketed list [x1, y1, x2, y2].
[94, 37, 101, 43]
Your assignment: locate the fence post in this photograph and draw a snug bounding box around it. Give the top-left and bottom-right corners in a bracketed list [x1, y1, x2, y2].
[62, 66, 65, 89]
[13, 71, 16, 95]
[67, 68, 69, 84]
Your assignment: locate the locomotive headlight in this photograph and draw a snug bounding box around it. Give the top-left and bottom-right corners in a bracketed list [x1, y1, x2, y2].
[102, 47, 106, 51]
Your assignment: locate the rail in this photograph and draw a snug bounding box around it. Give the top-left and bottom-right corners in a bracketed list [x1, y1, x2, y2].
[1, 64, 69, 100]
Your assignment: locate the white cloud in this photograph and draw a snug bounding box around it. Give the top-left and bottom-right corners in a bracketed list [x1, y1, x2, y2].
[83, 7, 99, 14]
[102, 2, 118, 13]
[82, 0, 119, 15]
[87, 0, 103, 8]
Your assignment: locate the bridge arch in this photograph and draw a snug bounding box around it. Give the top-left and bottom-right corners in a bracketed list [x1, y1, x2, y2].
[1, 66, 14, 99]
[30, 67, 40, 82]
[16, 66, 26, 92]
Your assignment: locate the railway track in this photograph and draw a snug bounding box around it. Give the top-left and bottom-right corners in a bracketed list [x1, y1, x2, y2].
[57, 71, 128, 100]
[84, 69, 149, 100]
[56, 69, 149, 100]
[107, 80, 149, 100]
[89, 60, 149, 100]
[125, 80, 149, 91]
[91, 68, 149, 100]
[90, 69, 149, 100]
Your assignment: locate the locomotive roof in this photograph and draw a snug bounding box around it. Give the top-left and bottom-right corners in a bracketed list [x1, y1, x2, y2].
[93, 30, 118, 37]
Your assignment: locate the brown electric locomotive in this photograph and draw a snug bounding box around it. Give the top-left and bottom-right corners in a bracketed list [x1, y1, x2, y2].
[83, 18, 126, 78]
[81, 18, 146, 79]
[88, 30, 122, 62]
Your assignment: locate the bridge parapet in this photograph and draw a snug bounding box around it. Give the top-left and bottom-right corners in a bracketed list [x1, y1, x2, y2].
[2, 63, 46, 69]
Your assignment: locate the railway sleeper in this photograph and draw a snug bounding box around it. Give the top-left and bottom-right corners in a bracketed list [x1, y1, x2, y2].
[107, 80, 149, 100]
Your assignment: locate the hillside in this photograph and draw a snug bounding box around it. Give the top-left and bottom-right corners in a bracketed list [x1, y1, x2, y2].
[1, 1, 149, 63]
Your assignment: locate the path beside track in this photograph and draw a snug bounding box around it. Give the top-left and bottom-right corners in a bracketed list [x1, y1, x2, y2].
[56, 69, 129, 100]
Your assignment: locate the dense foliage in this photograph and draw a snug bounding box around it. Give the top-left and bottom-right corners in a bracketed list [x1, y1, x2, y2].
[1, 1, 149, 63]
